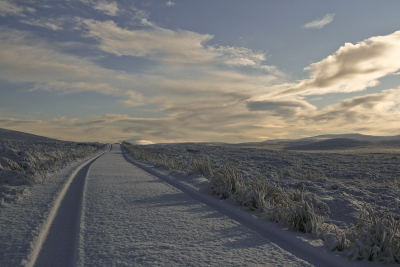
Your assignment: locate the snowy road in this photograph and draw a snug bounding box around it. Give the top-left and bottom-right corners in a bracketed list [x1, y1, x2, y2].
[80, 145, 312, 266]
[6, 144, 373, 266]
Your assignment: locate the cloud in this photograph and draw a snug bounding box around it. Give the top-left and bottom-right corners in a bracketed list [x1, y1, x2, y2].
[279, 30, 400, 96]
[0, 1, 25, 16]
[0, 115, 131, 142]
[79, 0, 119, 16]
[20, 18, 64, 30]
[0, 30, 114, 84]
[119, 91, 145, 107]
[303, 13, 335, 29]
[302, 88, 400, 135]
[208, 46, 266, 67]
[93, 1, 119, 16]
[166, 1, 175, 7]
[5, 83, 400, 143]
[0, 27, 150, 107]
[79, 18, 281, 74]
[247, 98, 316, 117]
[31, 81, 118, 94]
[0, 22, 288, 142]
[80, 19, 216, 65]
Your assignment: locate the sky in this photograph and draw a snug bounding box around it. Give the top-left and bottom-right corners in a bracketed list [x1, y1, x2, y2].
[1, 0, 400, 144]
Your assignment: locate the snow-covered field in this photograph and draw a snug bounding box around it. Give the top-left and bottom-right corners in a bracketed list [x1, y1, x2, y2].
[0, 139, 108, 204]
[1, 133, 399, 265]
[123, 142, 400, 264]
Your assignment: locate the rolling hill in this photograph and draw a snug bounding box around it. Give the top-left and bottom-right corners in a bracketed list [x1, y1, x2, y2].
[0, 128, 59, 142]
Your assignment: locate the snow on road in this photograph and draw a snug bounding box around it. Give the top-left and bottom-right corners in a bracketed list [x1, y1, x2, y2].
[0, 151, 106, 267]
[79, 145, 312, 266]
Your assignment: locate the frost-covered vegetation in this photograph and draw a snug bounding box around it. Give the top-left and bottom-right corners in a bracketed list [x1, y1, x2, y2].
[0, 139, 108, 204]
[123, 141, 400, 263]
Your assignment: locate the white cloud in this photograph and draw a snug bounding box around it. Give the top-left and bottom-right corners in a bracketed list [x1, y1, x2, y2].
[79, 18, 281, 75]
[279, 30, 400, 96]
[80, 19, 216, 65]
[0, 27, 148, 104]
[32, 81, 118, 94]
[166, 1, 175, 7]
[0, 115, 131, 142]
[79, 0, 119, 16]
[303, 88, 400, 134]
[0, 30, 112, 84]
[0, 0, 26, 16]
[93, 1, 119, 16]
[303, 13, 335, 29]
[208, 46, 266, 67]
[119, 91, 145, 107]
[20, 18, 64, 31]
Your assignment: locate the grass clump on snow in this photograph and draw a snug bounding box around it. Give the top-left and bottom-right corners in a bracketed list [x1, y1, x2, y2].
[206, 162, 326, 235]
[206, 162, 245, 199]
[123, 142, 181, 171]
[190, 155, 214, 179]
[326, 204, 400, 263]
[0, 140, 108, 204]
[278, 166, 327, 181]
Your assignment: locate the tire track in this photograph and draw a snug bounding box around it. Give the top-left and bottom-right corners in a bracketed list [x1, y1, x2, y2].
[23, 149, 108, 267]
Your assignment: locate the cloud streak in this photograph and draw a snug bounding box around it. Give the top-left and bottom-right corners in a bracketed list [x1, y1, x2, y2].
[279, 30, 400, 96]
[303, 88, 400, 134]
[93, 1, 119, 16]
[20, 18, 64, 30]
[0, 1, 30, 17]
[80, 19, 216, 65]
[80, 0, 119, 16]
[303, 13, 335, 29]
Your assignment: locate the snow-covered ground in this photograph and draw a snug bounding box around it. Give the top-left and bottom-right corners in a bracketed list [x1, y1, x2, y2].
[0, 139, 108, 204]
[1, 140, 398, 266]
[127, 143, 400, 225]
[123, 142, 400, 264]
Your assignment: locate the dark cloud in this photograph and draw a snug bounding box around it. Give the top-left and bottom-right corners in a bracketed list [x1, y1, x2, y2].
[246, 99, 315, 117]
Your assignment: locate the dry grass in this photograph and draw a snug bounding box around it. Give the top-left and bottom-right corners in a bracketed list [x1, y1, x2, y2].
[190, 156, 214, 179]
[123, 142, 181, 171]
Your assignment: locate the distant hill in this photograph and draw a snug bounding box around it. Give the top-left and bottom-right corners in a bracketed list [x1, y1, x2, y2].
[232, 133, 400, 150]
[126, 133, 400, 150]
[284, 138, 374, 150]
[0, 128, 59, 142]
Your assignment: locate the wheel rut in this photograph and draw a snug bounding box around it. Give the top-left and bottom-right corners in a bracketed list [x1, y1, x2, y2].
[25, 151, 107, 267]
